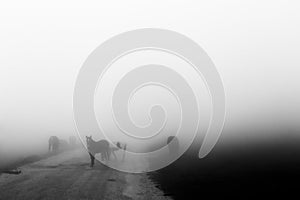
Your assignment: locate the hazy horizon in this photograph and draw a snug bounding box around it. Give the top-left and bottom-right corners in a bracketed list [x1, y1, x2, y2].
[1, 0, 300, 163]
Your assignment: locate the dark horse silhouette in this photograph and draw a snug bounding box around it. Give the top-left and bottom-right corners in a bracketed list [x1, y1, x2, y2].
[167, 136, 179, 159]
[86, 136, 110, 167]
[48, 136, 59, 152]
[108, 142, 127, 161]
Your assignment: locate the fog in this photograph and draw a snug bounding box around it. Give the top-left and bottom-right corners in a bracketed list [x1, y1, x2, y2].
[1, 0, 300, 167]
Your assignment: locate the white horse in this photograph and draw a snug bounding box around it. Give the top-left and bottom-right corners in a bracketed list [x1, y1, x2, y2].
[86, 136, 110, 167]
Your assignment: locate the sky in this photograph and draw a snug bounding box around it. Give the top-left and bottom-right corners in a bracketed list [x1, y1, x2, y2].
[0, 0, 300, 159]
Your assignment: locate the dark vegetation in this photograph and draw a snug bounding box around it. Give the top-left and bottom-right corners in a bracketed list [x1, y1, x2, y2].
[149, 136, 300, 199]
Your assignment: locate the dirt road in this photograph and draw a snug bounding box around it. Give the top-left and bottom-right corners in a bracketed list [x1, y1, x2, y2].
[0, 148, 171, 200]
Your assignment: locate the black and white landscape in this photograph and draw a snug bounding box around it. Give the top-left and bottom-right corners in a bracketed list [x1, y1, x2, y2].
[1, 1, 300, 200]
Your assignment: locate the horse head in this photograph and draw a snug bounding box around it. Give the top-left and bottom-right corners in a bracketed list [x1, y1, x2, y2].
[86, 135, 93, 148]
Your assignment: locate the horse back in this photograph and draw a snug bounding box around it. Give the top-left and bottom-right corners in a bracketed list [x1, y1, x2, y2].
[49, 136, 59, 144]
[89, 139, 109, 153]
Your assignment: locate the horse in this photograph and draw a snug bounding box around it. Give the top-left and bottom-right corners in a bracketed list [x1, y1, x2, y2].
[108, 142, 127, 161]
[48, 136, 59, 153]
[167, 136, 179, 159]
[86, 136, 110, 167]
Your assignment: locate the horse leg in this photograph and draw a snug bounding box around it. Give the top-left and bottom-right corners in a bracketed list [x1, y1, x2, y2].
[122, 145, 127, 162]
[53, 144, 57, 153]
[89, 152, 95, 167]
[101, 152, 106, 161]
[106, 149, 110, 161]
[112, 150, 117, 160]
[101, 151, 108, 161]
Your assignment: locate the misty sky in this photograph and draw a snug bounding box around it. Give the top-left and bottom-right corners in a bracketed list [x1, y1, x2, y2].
[1, 0, 300, 157]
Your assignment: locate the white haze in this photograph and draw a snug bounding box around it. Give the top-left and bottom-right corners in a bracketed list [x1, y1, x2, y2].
[0, 0, 300, 164]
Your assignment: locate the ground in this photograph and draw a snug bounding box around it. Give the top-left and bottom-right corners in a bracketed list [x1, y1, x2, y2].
[0, 148, 171, 200]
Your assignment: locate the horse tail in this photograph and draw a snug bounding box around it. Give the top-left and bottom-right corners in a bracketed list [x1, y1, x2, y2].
[122, 144, 127, 162]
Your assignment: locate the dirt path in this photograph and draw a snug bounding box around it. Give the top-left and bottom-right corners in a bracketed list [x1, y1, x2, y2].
[0, 148, 171, 200]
